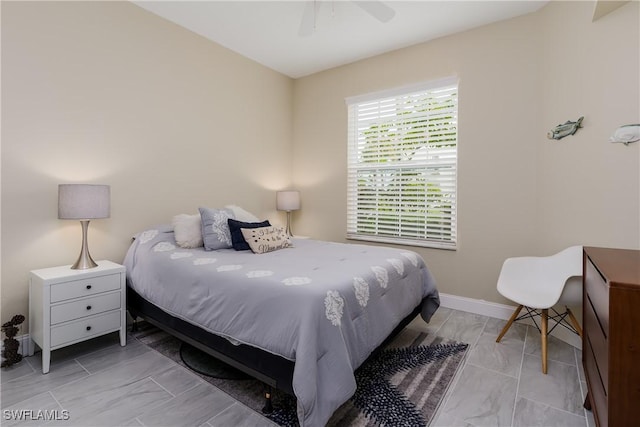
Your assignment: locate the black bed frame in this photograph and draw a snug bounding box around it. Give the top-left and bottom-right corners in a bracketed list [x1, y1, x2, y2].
[127, 286, 423, 411]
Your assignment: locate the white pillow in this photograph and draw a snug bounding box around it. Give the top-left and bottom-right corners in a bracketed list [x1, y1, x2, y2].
[225, 205, 260, 223]
[241, 226, 292, 254]
[172, 214, 203, 248]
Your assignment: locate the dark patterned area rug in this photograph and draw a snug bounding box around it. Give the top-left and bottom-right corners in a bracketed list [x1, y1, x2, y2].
[133, 322, 468, 427]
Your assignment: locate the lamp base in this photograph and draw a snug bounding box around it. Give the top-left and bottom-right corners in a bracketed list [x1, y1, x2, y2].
[71, 220, 98, 270]
[285, 211, 293, 237]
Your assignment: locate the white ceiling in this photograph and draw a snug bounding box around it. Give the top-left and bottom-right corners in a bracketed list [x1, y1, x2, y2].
[133, 1, 549, 78]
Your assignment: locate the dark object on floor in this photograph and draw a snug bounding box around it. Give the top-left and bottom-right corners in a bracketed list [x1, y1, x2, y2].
[1, 314, 25, 368]
[268, 342, 469, 427]
[179, 342, 251, 380]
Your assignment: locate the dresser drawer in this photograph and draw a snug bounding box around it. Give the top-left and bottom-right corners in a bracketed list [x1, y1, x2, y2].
[585, 294, 608, 391]
[50, 273, 121, 303]
[585, 258, 609, 334]
[50, 291, 121, 325]
[50, 310, 121, 348]
[585, 336, 608, 427]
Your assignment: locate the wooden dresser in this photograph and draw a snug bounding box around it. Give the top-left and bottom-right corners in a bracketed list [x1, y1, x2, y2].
[582, 247, 640, 427]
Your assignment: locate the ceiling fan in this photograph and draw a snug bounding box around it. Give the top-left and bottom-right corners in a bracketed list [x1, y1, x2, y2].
[299, 1, 396, 37]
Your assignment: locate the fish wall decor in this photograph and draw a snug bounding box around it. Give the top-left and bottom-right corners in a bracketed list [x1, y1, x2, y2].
[610, 124, 640, 145]
[547, 116, 584, 140]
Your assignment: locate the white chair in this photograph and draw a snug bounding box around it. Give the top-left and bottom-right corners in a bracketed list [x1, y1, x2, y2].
[495, 246, 583, 374]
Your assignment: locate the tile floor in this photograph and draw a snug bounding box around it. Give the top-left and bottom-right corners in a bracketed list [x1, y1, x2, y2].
[0, 308, 595, 426]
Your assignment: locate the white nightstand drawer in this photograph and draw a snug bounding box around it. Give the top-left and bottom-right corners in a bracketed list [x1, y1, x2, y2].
[50, 273, 120, 303]
[50, 292, 121, 325]
[51, 310, 121, 348]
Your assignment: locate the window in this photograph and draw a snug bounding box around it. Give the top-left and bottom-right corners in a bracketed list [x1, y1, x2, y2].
[346, 77, 458, 249]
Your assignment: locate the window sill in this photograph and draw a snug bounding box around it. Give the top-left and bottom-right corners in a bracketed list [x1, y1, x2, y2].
[346, 234, 457, 250]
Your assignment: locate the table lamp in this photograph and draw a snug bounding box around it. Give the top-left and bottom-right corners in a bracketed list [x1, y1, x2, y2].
[58, 184, 110, 269]
[276, 190, 300, 237]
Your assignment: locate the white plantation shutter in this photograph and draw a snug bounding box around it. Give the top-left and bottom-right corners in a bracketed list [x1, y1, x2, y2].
[346, 77, 458, 249]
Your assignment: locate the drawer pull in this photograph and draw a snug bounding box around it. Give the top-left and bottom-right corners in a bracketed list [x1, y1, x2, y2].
[86, 326, 92, 331]
[86, 305, 92, 310]
[86, 285, 92, 290]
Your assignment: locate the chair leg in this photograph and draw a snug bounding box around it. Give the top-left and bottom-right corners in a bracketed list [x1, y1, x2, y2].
[566, 307, 583, 338]
[541, 308, 548, 374]
[496, 305, 523, 343]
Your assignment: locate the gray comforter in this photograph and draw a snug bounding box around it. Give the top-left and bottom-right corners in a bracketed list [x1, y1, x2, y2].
[124, 227, 439, 427]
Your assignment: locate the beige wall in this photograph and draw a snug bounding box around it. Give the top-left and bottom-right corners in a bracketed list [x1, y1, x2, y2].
[537, 1, 639, 253]
[292, 1, 639, 304]
[1, 1, 293, 326]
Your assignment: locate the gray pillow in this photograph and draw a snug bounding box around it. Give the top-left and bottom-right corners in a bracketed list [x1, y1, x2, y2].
[199, 207, 235, 250]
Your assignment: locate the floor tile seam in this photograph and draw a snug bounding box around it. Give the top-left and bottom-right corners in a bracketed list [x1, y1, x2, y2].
[4, 359, 44, 386]
[130, 335, 210, 386]
[510, 322, 528, 427]
[482, 336, 528, 353]
[198, 376, 256, 417]
[468, 317, 490, 348]
[22, 359, 92, 405]
[2, 363, 74, 387]
[521, 351, 578, 368]
[0, 370, 33, 387]
[129, 328, 262, 406]
[125, 378, 179, 424]
[465, 360, 519, 381]
[426, 366, 457, 423]
[3, 362, 38, 384]
[46, 390, 65, 412]
[24, 354, 37, 371]
[516, 395, 587, 420]
[147, 376, 178, 398]
[72, 346, 154, 377]
[410, 309, 467, 426]
[573, 347, 585, 382]
[46, 367, 167, 415]
[202, 391, 238, 425]
[429, 338, 474, 425]
[212, 393, 274, 424]
[52, 335, 122, 365]
[73, 357, 91, 375]
[205, 402, 239, 425]
[573, 348, 590, 424]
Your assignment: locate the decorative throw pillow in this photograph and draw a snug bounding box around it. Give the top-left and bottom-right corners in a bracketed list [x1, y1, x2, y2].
[225, 205, 260, 223]
[199, 207, 235, 251]
[241, 226, 292, 254]
[172, 213, 203, 248]
[227, 218, 270, 251]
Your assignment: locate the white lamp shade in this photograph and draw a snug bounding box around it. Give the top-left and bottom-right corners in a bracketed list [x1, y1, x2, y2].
[58, 184, 110, 220]
[276, 190, 300, 212]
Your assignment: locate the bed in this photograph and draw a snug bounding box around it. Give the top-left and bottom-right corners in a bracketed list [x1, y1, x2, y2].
[124, 225, 440, 427]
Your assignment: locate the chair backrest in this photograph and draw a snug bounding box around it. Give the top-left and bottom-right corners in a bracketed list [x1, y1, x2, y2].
[497, 245, 583, 309]
[552, 245, 583, 279]
[556, 246, 583, 306]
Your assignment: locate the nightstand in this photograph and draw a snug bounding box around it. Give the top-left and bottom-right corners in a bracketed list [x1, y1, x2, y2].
[29, 260, 126, 373]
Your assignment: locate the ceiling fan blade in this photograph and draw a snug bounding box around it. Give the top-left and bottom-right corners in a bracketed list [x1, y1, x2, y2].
[352, 1, 395, 23]
[298, 1, 316, 37]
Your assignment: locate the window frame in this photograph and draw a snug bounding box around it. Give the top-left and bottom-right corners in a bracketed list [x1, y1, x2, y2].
[345, 77, 459, 250]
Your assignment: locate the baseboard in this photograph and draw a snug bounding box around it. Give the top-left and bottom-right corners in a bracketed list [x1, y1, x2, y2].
[439, 293, 582, 350]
